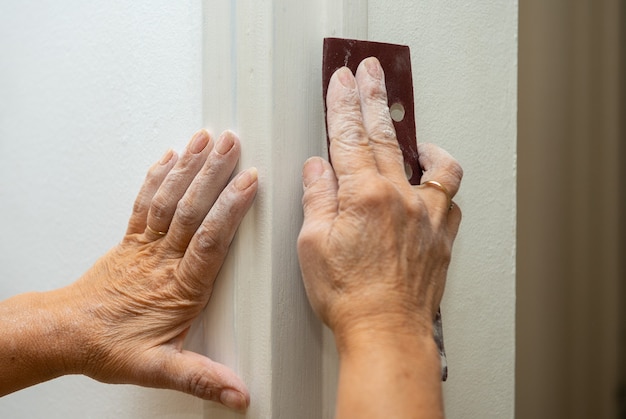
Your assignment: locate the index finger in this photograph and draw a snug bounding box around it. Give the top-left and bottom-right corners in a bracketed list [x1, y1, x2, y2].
[326, 67, 377, 180]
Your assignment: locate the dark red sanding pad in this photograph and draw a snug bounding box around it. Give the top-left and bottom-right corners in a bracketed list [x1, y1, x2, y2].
[322, 37, 422, 184]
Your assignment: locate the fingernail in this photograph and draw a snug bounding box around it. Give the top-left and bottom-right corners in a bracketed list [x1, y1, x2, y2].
[303, 157, 325, 188]
[235, 167, 258, 191]
[364, 57, 382, 80]
[220, 389, 247, 412]
[215, 131, 236, 155]
[337, 67, 356, 89]
[188, 129, 210, 154]
[159, 148, 174, 165]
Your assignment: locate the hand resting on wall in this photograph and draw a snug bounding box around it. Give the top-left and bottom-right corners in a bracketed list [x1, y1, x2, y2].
[0, 129, 257, 412]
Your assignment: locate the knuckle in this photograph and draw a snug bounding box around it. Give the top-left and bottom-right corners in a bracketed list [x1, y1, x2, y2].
[301, 188, 330, 215]
[369, 126, 399, 151]
[366, 113, 396, 142]
[195, 227, 227, 256]
[175, 198, 200, 227]
[350, 179, 426, 220]
[328, 113, 366, 142]
[440, 160, 464, 193]
[356, 179, 396, 207]
[448, 159, 464, 183]
[297, 227, 322, 253]
[406, 196, 426, 219]
[328, 86, 360, 111]
[132, 194, 148, 216]
[150, 193, 172, 220]
[188, 371, 214, 399]
[144, 165, 162, 187]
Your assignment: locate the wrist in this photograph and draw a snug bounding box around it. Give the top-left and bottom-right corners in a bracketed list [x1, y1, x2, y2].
[332, 305, 434, 350]
[333, 310, 437, 359]
[333, 316, 444, 418]
[37, 287, 91, 376]
[0, 289, 87, 395]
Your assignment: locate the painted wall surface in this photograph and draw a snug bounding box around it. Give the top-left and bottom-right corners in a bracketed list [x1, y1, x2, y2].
[0, 1, 206, 417]
[0, 0, 516, 418]
[368, 1, 517, 418]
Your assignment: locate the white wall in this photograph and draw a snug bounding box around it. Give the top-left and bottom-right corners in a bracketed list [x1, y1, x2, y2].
[0, 1, 206, 417]
[368, 2, 518, 418]
[0, 1, 516, 418]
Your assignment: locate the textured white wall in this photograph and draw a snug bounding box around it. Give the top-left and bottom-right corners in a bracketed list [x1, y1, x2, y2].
[0, 0, 516, 418]
[368, 1, 517, 418]
[0, 0, 205, 417]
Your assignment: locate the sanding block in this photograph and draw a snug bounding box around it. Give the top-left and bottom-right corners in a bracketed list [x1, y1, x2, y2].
[322, 37, 448, 381]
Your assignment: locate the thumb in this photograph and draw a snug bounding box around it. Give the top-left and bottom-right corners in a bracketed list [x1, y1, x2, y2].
[301, 157, 338, 224]
[156, 349, 250, 412]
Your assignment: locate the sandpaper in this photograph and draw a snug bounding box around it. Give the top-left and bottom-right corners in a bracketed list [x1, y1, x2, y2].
[322, 37, 422, 184]
[322, 37, 448, 381]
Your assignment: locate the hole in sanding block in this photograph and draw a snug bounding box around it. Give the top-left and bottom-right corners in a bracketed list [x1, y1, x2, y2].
[404, 162, 413, 180]
[390, 102, 405, 122]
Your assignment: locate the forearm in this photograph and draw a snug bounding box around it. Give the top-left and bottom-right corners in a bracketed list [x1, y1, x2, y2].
[0, 289, 82, 396]
[335, 324, 444, 419]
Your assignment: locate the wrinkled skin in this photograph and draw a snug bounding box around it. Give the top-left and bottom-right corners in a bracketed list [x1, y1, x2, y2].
[63, 129, 257, 411]
[298, 59, 463, 340]
[297, 57, 463, 418]
[1, 56, 462, 417]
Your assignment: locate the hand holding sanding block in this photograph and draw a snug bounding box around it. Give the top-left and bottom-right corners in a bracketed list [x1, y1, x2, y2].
[322, 37, 448, 381]
[322, 37, 422, 184]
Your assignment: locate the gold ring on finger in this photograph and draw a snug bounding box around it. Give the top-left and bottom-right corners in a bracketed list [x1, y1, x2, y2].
[421, 180, 454, 211]
[146, 225, 167, 237]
